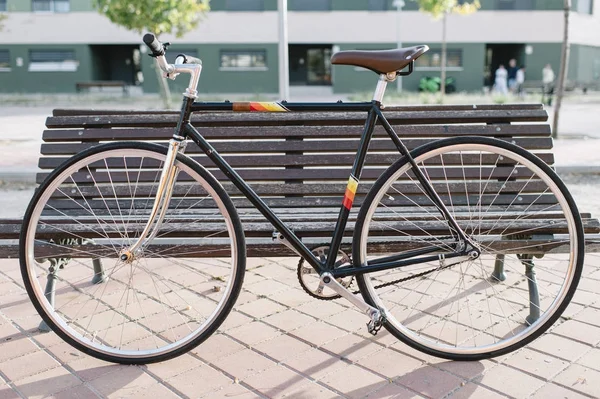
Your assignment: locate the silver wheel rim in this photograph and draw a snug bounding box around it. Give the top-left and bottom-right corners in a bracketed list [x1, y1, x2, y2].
[24, 148, 239, 359]
[360, 143, 579, 355]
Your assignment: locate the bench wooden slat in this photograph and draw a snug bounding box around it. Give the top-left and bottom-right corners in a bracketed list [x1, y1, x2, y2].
[41, 124, 552, 142]
[45, 109, 549, 129]
[51, 104, 545, 117]
[39, 137, 555, 157]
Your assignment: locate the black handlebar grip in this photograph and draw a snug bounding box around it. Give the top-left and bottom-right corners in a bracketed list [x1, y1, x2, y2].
[143, 33, 164, 56]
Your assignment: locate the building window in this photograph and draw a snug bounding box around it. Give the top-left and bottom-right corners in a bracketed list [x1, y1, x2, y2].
[289, 0, 332, 11]
[225, 0, 263, 11]
[368, 0, 389, 10]
[576, 0, 593, 14]
[0, 0, 7, 12]
[495, 0, 534, 10]
[29, 50, 78, 72]
[416, 49, 463, 70]
[0, 50, 10, 72]
[32, 0, 70, 13]
[220, 50, 267, 71]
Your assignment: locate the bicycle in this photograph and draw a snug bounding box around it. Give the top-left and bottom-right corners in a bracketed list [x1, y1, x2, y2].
[19, 33, 584, 364]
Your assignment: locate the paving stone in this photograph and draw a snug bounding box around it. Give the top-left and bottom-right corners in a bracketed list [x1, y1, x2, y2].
[68, 357, 125, 382]
[262, 309, 316, 332]
[0, 385, 20, 399]
[47, 384, 102, 399]
[552, 319, 600, 346]
[236, 297, 287, 319]
[503, 348, 570, 380]
[190, 333, 246, 363]
[165, 364, 232, 398]
[576, 347, 600, 372]
[283, 349, 347, 380]
[432, 359, 495, 380]
[88, 366, 157, 398]
[243, 365, 308, 398]
[244, 279, 291, 297]
[554, 364, 600, 398]
[320, 364, 388, 399]
[531, 382, 590, 399]
[118, 382, 181, 399]
[363, 383, 425, 398]
[279, 381, 339, 399]
[395, 365, 465, 399]
[227, 321, 282, 346]
[253, 333, 313, 362]
[476, 364, 545, 398]
[573, 306, 600, 327]
[357, 348, 423, 379]
[203, 382, 258, 399]
[211, 348, 276, 381]
[1, 350, 61, 382]
[445, 383, 508, 398]
[267, 288, 312, 308]
[320, 333, 383, 363]
[219, 310, 254, 331]
[327, 308, 371, 333]
[528, 333, 592, 361]
[12, 367, 81, 399]
[290, 322, 348, 347]
[145, 354, 204, 380]
[295, 301, 347, 319]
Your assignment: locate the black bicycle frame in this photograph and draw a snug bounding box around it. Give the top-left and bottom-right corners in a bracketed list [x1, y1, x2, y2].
[173, 96, 467, 276]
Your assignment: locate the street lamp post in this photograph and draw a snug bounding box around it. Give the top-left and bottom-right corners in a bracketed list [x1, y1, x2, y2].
[393, 0, 405, 93]
[278, 0, 290, 101]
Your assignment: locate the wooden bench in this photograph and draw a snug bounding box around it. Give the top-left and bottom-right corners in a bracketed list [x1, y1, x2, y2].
[75, 81, 128, 95]
[2, 103, 598, 261]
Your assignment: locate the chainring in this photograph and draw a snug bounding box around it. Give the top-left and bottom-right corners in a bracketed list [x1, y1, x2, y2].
[297, 246, 353, 300]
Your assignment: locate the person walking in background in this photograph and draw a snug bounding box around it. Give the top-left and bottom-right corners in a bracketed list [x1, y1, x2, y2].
[507, 59, 518, 93]
[516, 65, 526, 98]
[494, 64, 508, 95]
[542, 63, 555, 105]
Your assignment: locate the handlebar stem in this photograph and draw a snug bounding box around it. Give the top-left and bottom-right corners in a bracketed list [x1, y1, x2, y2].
[155, 54, 202, 99]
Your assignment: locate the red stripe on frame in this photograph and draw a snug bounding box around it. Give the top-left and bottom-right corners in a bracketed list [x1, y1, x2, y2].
[342, 195, 353, 210]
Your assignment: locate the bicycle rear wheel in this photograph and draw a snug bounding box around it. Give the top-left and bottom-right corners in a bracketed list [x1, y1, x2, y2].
[20, 142, 246, 364]
[353, 136, 584, 360]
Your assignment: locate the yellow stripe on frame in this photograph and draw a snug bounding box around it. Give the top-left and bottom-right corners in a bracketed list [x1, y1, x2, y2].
[347, 176, 358, 194]
[251, 102, 289, 112]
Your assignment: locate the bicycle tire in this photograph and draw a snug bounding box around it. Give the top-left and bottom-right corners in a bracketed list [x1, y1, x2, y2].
[20, 141, 246, 364]
[353, 136, 584, 360]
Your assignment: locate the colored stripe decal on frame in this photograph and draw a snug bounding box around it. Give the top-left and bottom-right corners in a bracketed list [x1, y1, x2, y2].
[342, 175, 359, 210]
[232, 102, 290, 112]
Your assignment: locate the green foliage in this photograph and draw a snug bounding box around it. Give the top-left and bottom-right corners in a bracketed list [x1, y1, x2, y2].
[93, 0, 210, 37]
[414, 0, 480, 18]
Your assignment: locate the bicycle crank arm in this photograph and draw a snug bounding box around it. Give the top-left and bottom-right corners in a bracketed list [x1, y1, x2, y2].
[320, 272, 385, 335]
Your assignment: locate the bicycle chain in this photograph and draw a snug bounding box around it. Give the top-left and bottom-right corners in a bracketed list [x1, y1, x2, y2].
[298, 237, 457, 299]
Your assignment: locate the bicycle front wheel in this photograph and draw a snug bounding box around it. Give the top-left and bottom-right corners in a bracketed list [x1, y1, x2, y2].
[20, 142, 246, 364]
[353, 136, 584, 360]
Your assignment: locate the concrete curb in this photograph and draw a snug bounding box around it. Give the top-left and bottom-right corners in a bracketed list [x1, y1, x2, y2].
[555, 166, 600, 175]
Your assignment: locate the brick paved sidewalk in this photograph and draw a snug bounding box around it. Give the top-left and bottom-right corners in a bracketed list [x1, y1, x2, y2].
[1, 254, 599, 399]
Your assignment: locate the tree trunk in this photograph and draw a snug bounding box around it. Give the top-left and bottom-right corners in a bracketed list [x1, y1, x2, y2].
[552, 0, 571, 138]
[440, 12, 447, 98]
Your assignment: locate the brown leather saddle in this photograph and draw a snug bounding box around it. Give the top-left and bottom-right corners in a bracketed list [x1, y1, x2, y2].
[330, 45, 429, 75]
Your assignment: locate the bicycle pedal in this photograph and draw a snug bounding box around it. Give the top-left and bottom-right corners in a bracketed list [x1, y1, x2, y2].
[367, 311, 385, 336]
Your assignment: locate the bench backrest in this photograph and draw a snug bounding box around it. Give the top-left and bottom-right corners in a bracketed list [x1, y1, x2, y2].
[41, 104, 553, 214]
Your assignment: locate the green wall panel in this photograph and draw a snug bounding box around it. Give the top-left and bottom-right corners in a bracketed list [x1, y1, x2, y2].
[570, 44, 600, 83]
[0, 44, 93, 93]
[522, 43, 561, 82]
[209, 0, 277, 11]
[141, 43, 279, 95]
[332, 42, 486, 94]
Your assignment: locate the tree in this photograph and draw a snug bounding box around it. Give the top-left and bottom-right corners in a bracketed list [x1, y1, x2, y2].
[415, 0, 480, 97]
[93, 0, 210, 107]
[552, 0, 571, 138]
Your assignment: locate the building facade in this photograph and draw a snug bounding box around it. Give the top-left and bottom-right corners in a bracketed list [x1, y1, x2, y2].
[0, 0, 599, 95]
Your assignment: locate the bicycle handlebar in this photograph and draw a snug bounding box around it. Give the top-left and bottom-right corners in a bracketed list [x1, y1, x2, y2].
[143, 33, 165, 57]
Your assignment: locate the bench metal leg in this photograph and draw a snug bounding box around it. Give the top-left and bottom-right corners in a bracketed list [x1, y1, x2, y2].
[518, 254, 540, 325]
[38, 264, 59, 332]
[492, 254, 507, 281]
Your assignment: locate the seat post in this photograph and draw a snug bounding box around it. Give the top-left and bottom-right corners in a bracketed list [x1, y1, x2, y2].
[373, 73, 396, 103]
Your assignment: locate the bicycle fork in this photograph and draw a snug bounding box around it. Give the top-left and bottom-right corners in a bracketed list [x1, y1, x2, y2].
[120, 138, 184, 262]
